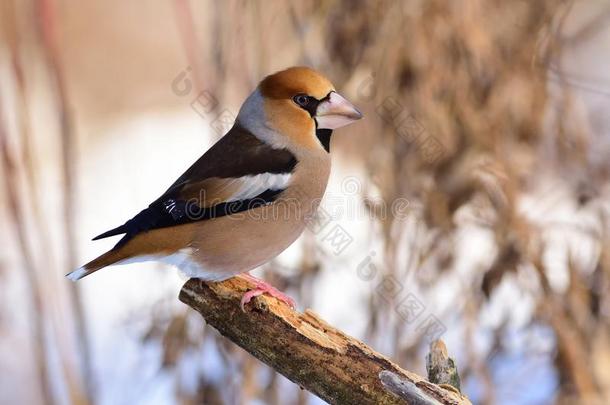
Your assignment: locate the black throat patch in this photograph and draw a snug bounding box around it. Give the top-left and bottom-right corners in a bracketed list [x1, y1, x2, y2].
[316, 128, 333, 153]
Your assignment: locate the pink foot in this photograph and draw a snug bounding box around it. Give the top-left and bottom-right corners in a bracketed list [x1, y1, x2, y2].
[239, 273, 296, 311]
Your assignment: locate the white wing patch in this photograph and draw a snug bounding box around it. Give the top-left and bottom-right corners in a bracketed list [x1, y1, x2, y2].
[225, 172, 292, 202]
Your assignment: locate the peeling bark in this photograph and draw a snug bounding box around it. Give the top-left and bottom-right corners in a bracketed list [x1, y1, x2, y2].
[179, 278, 471, 405]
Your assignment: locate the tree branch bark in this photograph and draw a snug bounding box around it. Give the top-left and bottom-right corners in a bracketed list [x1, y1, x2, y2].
[179, 278, 471, 405]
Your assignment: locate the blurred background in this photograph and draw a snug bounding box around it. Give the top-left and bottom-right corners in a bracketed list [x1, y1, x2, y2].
[1, 0, 610, 404]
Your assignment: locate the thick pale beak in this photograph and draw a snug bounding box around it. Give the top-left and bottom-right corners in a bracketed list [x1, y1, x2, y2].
[315, 91, 363, 130]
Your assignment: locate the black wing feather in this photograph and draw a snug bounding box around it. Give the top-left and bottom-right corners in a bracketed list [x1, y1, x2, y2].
[93, 188, 285, 247]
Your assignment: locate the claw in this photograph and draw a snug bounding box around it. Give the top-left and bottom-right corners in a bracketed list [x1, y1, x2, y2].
[238, 273, 296, 311]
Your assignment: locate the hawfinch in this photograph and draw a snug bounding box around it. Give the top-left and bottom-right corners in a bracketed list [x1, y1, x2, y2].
[67, 66, 362, 308]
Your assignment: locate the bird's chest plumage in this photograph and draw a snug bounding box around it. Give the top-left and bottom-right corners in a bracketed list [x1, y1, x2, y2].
[187, 152, 331, 280]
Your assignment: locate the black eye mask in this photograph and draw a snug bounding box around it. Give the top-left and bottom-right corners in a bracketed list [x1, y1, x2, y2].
[293, 92, 331, 117]
[292, 92, 334, 153]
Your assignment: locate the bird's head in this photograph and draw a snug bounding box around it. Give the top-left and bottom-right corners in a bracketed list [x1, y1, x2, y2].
[238, 66, 363, 151]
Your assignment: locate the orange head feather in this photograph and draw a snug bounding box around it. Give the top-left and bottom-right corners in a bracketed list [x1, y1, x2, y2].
[238, 66, 362, 152]
[259, 66, 335, 101]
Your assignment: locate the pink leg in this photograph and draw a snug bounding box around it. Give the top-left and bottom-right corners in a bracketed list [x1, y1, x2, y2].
[239, 273, 296, 311]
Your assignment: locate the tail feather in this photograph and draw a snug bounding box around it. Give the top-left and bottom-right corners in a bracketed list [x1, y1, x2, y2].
[71, 212, 182, 281]
[66, 267, 88, 281]
[66, 248, 130, 281]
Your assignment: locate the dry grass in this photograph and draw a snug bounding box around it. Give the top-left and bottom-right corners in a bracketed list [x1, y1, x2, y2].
[1, 0, 609, 404]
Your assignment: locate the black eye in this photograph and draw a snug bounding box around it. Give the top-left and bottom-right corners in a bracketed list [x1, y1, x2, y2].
[293, 94, 310, 107]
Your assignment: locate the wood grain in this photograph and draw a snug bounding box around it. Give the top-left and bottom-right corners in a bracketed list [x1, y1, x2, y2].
[179, 278, 472, 405]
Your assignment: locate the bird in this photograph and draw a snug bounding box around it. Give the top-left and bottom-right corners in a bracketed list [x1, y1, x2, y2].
[67, 66, 363, 309]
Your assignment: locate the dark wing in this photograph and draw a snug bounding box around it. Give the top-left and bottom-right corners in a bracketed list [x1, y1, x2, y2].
[93, 124, 297, 249]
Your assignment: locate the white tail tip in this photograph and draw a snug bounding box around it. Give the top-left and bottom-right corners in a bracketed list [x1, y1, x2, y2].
[66, 267, 88, 281]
